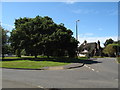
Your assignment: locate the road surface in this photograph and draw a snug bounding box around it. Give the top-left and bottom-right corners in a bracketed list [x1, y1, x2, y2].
[2, 58, 118, 88]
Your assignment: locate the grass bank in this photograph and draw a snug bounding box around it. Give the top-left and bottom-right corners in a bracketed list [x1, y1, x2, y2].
[0, 60, 70, 69]
[117, 57, 120, 63]
[1, 56, 88, 69]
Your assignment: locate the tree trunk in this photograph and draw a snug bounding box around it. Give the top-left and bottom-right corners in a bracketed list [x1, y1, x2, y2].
[2, 47, 5, 58]
[47, 55, 49, 58]
[108, 54, 111, 57]
[35, 54, 37, 58]
[16, 49, 21, 57]
[2, 54, 5, 59]
[18, 54, 21, 57]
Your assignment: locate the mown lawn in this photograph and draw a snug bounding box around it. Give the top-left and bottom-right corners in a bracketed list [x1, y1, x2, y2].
[1, 56, 88, 69]
[3, 56, 37, 59]
[2, 56, 58, 60]
[117, 57, 120, 63]
[0, 60, 70, 69]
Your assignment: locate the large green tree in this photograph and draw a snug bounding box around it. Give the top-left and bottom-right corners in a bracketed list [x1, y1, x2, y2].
[104, 38, 114, 47]
[10, 16, 79, 58]
[103, 44, 120, 57]
[1, 25, 9, 58]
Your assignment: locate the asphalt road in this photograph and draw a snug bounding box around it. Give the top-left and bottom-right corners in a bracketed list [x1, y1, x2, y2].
[2, 58, 118, 88]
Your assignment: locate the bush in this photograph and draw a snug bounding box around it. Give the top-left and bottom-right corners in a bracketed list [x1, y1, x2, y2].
[21, 49, 26, 55]
[15, 49, 21, 57]
[103, 44, 117, 57]
[117, 57, 120, 63]
[93, 56, 104, 58]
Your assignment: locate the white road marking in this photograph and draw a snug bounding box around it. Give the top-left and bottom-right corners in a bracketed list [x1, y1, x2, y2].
[38, 85, 44, 88]
[88, 67, 91, 69]
[85, 65, 99, 73]
[85, 65, 88, 67]
[96, 71, 99, 72]
[115, 59, 118, 64]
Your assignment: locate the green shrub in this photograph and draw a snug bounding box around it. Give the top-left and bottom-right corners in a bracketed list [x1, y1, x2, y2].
[93, 56, 104, 58]
[117, 57, 120, 63]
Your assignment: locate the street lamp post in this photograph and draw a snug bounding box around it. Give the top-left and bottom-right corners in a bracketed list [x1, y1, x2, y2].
[76, 20, 80, 57]
[76, 20, 80, 40]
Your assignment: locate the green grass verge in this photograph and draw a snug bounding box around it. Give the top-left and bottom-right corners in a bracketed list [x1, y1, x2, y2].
[117, 57, 120, 63]
[0, 60, 70, 69]
[2, 56, 55, 59]
[3, 56, 34, 59]
[1, 56, 88, 69]
[93, 56, 104, 58]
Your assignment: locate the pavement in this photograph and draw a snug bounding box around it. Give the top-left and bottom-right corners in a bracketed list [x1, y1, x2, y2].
[2, 58, 118, 88]
[41, 63, 85, 70]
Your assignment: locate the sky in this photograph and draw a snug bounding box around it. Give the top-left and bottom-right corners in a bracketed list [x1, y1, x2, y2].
[1, 2, 118, 47]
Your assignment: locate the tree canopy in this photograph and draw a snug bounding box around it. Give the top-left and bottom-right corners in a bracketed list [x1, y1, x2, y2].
[104, 38, 114, 47]
[103, 43, 120, 57]
[1, 25, 10, 58]
[10, 16, 79, 58]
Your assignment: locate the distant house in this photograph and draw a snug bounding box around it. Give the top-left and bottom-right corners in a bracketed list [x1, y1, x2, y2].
[78, 40, 103, 57]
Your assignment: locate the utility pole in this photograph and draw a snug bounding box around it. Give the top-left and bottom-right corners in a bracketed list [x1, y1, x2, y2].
[76, 20, 80, 40]
[76, 20, 80, 57]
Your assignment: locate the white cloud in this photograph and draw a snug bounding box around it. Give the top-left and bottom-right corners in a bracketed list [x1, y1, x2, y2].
[72, 9, 82, 14]
[80, 33, 94, 37]
[98, 28, 103, 31]
[118, 36, 120, 40]
[78, 35, 118, 47]
[1, 0, 120, 2]
[65, 0, 77, 4]
[107, 9, 118, 16]
[1, 23, 14, 30]
[84, 33, 94, 36]
[72, 9, 99, 14]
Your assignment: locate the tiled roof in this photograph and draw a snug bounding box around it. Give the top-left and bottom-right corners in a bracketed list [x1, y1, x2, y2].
[79, 42, 97, 53]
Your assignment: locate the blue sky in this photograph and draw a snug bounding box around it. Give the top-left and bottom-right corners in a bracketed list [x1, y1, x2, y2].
[1, 2, 118, 47]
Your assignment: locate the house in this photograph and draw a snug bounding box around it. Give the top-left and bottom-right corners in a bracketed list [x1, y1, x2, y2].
[78, 40, 102, 57]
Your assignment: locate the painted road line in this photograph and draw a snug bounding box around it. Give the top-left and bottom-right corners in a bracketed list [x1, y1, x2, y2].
[88, 67, 91, 69]
[85, 65, 88, 67]
[38, 85, 44, 88]
[85, 65, 91, 69]
[96, 71, 99, 72]
[115, 79, 118, 81]
[85, 65, 99, 72]
[115, 59, 119, 64]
